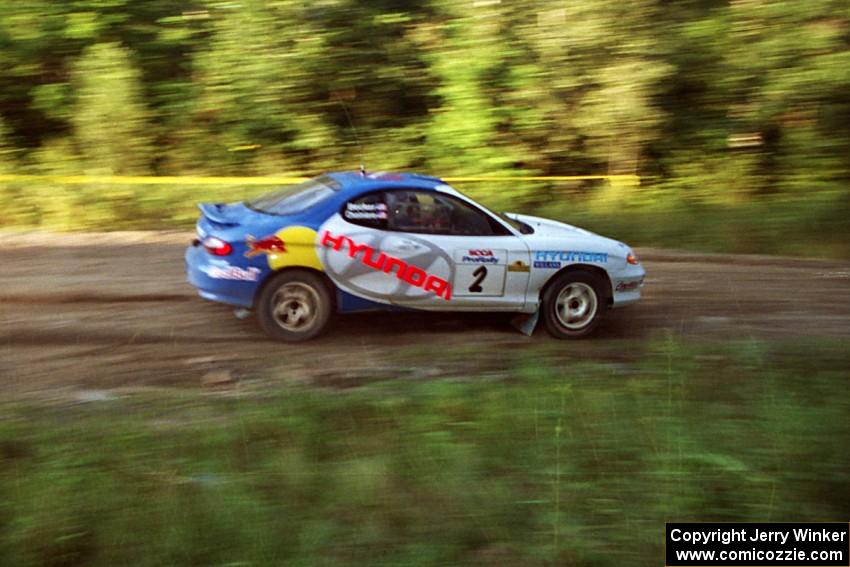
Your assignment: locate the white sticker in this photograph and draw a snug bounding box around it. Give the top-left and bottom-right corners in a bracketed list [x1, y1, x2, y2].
[345, 202, 387, 220]
[452, 248, 507, 265]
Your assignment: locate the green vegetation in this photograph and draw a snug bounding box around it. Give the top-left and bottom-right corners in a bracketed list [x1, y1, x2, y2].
[2, 338, 849, 566]
[1, 1, 849, 256]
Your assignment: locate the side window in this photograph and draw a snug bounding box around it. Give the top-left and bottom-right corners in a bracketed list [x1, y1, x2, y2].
[386, 190, 509, 236]
[342, 193, 389, 230]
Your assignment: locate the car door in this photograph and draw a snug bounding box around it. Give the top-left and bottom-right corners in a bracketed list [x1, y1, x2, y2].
[325, 188, 531, 311]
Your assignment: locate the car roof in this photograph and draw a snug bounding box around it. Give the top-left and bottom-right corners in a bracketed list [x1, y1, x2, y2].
[326, 171, 446, 196]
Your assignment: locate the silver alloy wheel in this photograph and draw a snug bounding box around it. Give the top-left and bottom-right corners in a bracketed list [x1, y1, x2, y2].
[555, 282, 598, 330]
[271, 282, 320, 331]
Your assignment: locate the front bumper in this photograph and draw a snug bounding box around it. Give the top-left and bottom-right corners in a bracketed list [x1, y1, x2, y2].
[610, 264, 646, 308]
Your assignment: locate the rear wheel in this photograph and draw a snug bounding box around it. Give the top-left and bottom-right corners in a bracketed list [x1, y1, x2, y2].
[257, 270, 332, 342]
[542, 270, 607, 339]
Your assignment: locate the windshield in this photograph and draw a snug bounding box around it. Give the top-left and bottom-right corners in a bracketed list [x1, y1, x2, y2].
[246, 175, 341, 215]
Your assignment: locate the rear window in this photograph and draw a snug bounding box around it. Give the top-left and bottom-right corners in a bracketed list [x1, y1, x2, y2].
[246, 175, 341, 215]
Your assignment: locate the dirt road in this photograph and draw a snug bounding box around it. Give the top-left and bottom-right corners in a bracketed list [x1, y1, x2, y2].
[2, 232, 848, 398]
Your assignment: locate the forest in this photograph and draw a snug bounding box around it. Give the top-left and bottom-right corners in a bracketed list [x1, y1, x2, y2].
[1, 0, 848, 256]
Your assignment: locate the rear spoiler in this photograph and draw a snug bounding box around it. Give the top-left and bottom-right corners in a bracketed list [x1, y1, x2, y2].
[198, 203, 238, 226]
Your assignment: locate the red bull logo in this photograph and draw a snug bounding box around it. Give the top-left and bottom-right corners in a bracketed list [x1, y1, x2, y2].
[245, 235, 286, 257]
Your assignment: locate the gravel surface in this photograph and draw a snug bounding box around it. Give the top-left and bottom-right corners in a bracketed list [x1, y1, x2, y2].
[2, 231, 848, 398]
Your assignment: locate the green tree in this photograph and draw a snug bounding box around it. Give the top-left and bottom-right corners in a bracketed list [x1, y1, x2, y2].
[516, 1, 671, 176]
[422, 0, 534, 176]
[191, 0, 334, 174]
[0, 115, 12, 173]
[71, 42, 152, 175]
[191, 0, 436, 174]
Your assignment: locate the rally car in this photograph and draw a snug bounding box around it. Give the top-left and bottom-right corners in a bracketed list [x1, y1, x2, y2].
[185, 171, 645, 341]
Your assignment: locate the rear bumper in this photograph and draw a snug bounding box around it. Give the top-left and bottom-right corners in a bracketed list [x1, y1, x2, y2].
[185, 244, 260, 308]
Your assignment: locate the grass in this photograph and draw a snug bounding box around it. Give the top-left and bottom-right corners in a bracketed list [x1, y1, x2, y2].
[1, 338, 849, 566]
[558, 200, 850, 259]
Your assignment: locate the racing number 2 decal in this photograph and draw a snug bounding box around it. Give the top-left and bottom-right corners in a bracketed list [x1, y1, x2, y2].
[453, 249, 506, 297]
[469, 266, 487, 293]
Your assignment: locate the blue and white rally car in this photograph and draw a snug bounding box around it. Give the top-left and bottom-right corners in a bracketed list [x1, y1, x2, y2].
[186, 171, 645, 341]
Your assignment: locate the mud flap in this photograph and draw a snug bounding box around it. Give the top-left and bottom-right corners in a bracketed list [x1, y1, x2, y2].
[510, 309, 539, 337]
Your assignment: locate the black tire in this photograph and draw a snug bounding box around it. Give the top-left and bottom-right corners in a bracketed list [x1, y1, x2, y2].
[541, 270, 608, 339]
[256, 270, 333, 342]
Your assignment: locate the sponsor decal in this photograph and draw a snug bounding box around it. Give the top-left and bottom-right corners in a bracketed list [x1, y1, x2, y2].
[460, 255, 499, 264]
[507, 260, 530, 273]
[245, 227, 323, 271]
[456, 248, 504, 265]
[320, 230, 452, 301]
[533, 261, 561, 269]
[344, 202, 388, 220]
[615, 278, 643, 292]
[534, 250, 608, 263]
[201, 264, 260, 281]
[245, 235, 286, 257]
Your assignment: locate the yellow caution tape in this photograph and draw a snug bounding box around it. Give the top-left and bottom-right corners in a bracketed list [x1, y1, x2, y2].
[0, 173, 638, 185]
[0, 174, 310, 185]
[227, 144, 262, 152]
[444, 175, 638, 182]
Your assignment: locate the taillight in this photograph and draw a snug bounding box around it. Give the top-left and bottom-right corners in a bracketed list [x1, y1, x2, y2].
[627, 253, 639, 265]
[203, 236, 232, 256]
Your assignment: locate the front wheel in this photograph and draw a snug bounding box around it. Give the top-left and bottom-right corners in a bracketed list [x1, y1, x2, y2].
[541, 270, 607, 339]
[256, 270, 333, 342]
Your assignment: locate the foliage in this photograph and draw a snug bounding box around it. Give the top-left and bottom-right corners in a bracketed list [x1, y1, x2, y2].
[1, 338, 849, 566]
[70, 42, 153, 176]
[0, 0, 848, 254]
